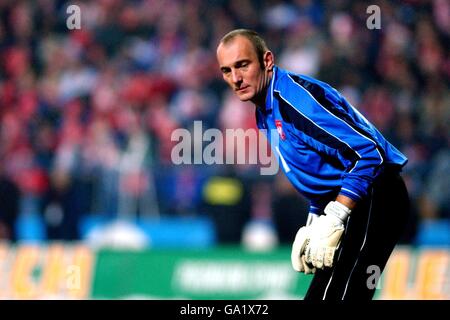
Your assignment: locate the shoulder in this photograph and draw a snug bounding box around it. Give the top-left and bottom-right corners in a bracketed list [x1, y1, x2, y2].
[282, 71, 343, 105]
[274, 68, 319, 99]
[274, 67, 325, 93]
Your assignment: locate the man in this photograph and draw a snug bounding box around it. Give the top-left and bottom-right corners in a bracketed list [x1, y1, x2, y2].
[216, 29, 410, 300]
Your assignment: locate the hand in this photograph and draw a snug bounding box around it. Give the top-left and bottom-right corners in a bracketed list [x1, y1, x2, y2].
[290, 225, 315, 274]
[290, 212, 318, 273]
[304, 201, 351, 269]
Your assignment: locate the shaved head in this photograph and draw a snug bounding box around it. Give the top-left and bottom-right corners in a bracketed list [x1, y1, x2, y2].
[219, 29, 269, 68]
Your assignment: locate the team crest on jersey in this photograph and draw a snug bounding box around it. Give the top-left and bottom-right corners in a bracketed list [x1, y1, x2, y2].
[275, 120, 286, 140]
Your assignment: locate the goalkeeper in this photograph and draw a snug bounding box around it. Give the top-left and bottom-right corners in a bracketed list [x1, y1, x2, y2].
[216, 29, 410, 300]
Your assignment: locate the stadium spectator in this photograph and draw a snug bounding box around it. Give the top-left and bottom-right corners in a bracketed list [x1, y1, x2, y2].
[0, 0, 447, 244]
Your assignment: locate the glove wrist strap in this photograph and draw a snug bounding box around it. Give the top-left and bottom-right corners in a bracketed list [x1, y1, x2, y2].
[324, 201, 351, 223]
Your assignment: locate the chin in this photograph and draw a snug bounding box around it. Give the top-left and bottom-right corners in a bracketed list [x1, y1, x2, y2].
[237, 92, 254, 102]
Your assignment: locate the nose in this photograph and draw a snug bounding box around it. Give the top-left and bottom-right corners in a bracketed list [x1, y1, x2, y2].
[231, 69, 242, 84]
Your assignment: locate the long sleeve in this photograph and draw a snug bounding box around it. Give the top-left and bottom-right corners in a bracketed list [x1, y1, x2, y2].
[276, 73, 385, 201]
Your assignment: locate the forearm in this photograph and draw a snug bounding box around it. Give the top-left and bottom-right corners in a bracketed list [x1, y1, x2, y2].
[335, 194, 357, 210]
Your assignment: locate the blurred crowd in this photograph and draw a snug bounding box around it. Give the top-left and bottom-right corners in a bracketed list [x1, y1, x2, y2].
[0, 0, 448, 245]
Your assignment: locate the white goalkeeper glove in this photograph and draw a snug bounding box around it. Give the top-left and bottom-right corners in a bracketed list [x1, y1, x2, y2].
[290, 212, 319, 274]
[306, 211, 319, 226]
[304, 201, 351, 269]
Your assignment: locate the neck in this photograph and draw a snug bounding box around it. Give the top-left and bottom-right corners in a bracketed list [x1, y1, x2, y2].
[251, 69, 273, 109]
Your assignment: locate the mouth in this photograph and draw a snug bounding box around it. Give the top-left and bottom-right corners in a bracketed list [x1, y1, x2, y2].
[235, 85, 249, 92]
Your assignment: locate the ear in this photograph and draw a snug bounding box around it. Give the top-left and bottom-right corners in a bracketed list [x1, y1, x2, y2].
[263, 51, 274, 71]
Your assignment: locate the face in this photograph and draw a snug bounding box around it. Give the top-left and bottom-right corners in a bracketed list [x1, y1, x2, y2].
[217, 36, 273, 105]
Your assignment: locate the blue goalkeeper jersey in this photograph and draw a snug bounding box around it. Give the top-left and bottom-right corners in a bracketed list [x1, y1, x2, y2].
[256, 66, 408, 214]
